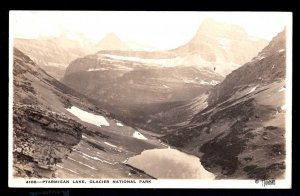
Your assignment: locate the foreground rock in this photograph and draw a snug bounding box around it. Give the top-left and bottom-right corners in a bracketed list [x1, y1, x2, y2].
[12, 48, 90, 178]
[13, 104, 85, 178]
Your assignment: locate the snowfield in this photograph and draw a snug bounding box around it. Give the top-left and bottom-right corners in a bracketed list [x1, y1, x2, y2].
[104, 54, 185, 67]
[248, 86, 257, 94]
[116, 122, 124, 127]
[87, 68, 109, 71]
[104, 142, 118, 148]
[66, 106, 110, 127]
[132, 131, 147, 140]
[279, 87, 286, 92]
[200, 80, 220, 85]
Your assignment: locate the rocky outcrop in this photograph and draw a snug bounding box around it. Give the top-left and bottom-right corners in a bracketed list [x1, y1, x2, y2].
[13, 104, 86, 178]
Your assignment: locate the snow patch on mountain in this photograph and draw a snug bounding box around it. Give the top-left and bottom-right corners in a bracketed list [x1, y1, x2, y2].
[68, 157, 97, 170]
[104, 142, 118, 148]
[279, 87, 286, 92]
[200, 80, 220, 85]
[132, 131, 147, 140]
[248, 86, 257, 94]
[88, 68, 109, 71]
[66, 106, 110, 127]
[56, 164, 79, 174]
[46, 62, 68, 67]
[116, 122, 124, 127]
[251, 56, 265, 62]
[104, 54, 185, 67]
[217, 37, 231, 49]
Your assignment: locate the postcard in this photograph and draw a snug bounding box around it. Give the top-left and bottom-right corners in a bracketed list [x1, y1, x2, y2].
[9, 11, 292, 188]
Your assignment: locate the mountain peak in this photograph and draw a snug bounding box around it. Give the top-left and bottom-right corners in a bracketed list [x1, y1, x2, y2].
[171, 19, 268, 73]
[104, 32, 119, 39]
[257, 27, 286, 57]
[195, 18, 247, 40]
[96, 32, 131, 51]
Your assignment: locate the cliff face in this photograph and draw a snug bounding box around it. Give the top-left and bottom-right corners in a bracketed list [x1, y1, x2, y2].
[171, 18, 268, 75]
[173, 18, 268, 64]
[12, 48, 87, 178]
[13, 104, 84, 178]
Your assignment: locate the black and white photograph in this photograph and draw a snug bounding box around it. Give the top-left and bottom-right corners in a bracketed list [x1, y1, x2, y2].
[8, 11, 292, 188]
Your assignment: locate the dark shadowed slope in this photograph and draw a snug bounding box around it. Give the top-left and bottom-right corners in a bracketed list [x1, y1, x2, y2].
[61, 50, 224, 132]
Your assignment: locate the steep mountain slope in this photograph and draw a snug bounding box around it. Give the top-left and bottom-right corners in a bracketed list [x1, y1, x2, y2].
[13, 47, 87, 177]
[171, 18, 268, 75]
[61, 50, 224, 132]
[13, 33, 134, 80]
[14, 33, 94, 80]
[12, 48, 163, 179]
[63, 56, 222, 105]
[161, 29, 287, 179]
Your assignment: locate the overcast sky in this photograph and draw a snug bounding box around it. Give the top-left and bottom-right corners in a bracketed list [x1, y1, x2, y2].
[10, 11, 292, 50]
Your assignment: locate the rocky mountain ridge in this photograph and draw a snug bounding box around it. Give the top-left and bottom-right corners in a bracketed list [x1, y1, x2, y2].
[207, 29, 286, 106]
[14, 19, 268, 81]
[160, 28, 287, 179]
